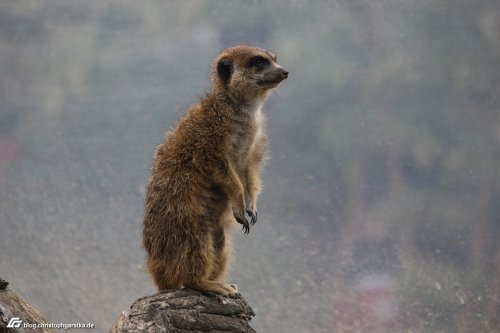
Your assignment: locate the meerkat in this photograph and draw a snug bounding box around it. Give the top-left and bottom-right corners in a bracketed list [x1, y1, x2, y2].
[143, 45, 288, 296]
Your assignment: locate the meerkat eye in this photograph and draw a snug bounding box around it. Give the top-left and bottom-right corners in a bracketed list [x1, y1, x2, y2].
[250, 56, 269, 68]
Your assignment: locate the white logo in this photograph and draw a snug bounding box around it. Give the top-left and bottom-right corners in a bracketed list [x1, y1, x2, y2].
[6, 317, 22, 328]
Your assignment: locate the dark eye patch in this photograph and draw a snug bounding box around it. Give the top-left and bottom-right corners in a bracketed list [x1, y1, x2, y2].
[249, 56, 269, 68]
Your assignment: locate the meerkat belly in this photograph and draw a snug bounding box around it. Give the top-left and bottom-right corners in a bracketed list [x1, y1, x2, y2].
[229, 131, 254, 165]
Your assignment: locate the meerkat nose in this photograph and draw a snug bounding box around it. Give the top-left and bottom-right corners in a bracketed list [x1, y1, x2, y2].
[280, 68, 289, 79]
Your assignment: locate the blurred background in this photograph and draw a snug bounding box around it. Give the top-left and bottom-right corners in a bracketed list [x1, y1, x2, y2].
[1, 1, 499, 332]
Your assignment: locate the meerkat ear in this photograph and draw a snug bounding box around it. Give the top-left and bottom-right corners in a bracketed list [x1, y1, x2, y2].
[217, 58, 233, 85]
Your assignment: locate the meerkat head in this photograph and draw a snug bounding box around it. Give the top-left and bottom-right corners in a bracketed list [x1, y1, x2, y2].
[211, 45, 289, 104]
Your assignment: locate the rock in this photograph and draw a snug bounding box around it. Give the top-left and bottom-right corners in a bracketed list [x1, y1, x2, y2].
[110, 289, 256, 333]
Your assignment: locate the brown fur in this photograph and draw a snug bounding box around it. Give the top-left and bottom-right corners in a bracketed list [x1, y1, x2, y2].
[143, 45, 288, 295]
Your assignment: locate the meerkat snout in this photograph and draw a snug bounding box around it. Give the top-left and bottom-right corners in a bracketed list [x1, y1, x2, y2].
[256, 65, 289, 88]
[249, 54, 289, 88]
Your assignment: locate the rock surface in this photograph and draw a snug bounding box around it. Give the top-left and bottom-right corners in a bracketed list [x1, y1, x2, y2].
[110, 289, 256, 333]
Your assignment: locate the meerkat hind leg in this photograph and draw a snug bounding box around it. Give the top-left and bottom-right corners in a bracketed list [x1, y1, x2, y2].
[186, 280, 238, 297]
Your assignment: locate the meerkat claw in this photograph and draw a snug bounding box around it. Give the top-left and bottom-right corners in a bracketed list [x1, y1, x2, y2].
[234, 213, 250, 234]
[246, 209, 257, 226]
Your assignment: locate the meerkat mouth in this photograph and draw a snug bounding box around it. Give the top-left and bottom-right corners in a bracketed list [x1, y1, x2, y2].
[256, 76, 288, 87]
[257, 78, 283, 87]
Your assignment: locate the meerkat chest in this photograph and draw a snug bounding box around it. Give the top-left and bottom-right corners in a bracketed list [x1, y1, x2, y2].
[228, 106, 264, 163]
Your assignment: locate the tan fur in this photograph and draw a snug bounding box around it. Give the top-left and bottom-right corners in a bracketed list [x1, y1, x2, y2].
[143, 45, 288, 295]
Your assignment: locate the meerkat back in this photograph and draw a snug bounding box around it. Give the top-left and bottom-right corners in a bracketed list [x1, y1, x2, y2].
[142, 45, 288, 296]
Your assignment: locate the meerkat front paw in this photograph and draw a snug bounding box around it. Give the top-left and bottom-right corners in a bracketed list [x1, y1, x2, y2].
[233, 210, 250, 234]
[246, 208, 257, 226]
[244, 198, 258, 226]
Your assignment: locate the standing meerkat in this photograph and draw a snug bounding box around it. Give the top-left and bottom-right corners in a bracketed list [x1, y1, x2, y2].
[143, 45, 288, 296]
